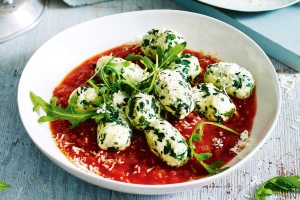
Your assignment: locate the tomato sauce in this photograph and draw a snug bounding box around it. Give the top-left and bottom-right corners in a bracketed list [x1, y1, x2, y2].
[50, 44, 257, 184]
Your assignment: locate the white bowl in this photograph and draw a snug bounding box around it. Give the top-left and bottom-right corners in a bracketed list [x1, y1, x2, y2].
[18, 10, 281, 195]
[195, 0, 299, 12]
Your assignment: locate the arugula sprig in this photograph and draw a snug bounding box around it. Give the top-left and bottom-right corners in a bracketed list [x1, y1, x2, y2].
[89, 55, 139, 94]
[30, 92, 97, 128]
[157, 43, 186, 69]
[125, 42, 186, 93]
[189, 121, 240, 175]
[255, 176, 300, 200]
[125, 54, 160, 93]
[0, 181, 11, 192]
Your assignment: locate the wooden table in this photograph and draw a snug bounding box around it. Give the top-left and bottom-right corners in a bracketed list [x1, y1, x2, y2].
[1, 0, 299, 199]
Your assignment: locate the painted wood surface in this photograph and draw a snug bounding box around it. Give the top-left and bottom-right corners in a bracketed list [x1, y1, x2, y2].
[0, 0, 299, 199]
[176, 0, 300, 71]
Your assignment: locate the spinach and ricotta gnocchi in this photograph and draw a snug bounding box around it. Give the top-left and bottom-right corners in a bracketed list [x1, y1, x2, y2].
[144, 119, 191, 167]
[125, 92, 165, 130]
[204, 62, 255, 99]
[169, 53, 202, 84]
[112, 90, 129, 109]
[192, 83, 236, 122]
[69, 84, 111, 111]
[154, 69, 195, 119]
[141, 28, 185, 59]
[95, 55, 148, 91]
[97, 111, 132, 151]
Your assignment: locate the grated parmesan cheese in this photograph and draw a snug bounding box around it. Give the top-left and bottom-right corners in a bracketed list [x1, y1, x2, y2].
[250, 176, 260, 186]
[212, 137, 223, 148]
[63, 142, 74, 148]
[72, 146, 84, 154]
[147, 166, 155, 172]
[134, 165, 141, 173]
[277, 71, 300, 99]
[230, 130, 249, 154]
[57, 134, 65, 148]
[108, 163, 115, 171]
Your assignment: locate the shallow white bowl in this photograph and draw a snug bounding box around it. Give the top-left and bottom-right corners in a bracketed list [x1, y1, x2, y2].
[195, 0, 299, 12]
[18, 10, 281, 195]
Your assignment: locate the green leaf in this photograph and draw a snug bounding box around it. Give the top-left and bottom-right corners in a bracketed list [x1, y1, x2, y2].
[189, 121, 239, 175]
[255, 176, 300, 200]
[99, 64, 120, 92]
[88, 54, 113, 83]
[0, 181, 11, 192]
[194, 152, 212, 161]
[126, 54, 159, 93]
[30, 91, 97, 128]
[191, 133, 202, 142]
[94, 55, 144, 95]
[201, 160, 228, 175]
[125, 43, 186, 94]
[91, 104, 116, 123]
[159, 42, 186, 69]
[125, 54, 155, 72]
[157, 46, 164, 64]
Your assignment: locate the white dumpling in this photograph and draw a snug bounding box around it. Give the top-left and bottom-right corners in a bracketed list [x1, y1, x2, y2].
[125, 92, 165, 130]
[154, 69, 194, 119]
[204, 62, 255, 99]
[141, 28, 185, 59]
[69, 84, 110, 111]
[193, 83, 236, 122]
[97, 111, 132, 151]
[169, 53, 201, 84]
[144, 119, 191, 167]
[95, 56, 148, 89]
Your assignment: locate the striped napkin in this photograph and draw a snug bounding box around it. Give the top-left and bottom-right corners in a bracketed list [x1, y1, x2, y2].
[63, 0, 111, 6]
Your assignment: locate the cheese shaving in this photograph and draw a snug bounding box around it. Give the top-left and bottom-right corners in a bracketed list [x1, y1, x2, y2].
[277, 72, 300, 99]
[230, 130, 249, 154]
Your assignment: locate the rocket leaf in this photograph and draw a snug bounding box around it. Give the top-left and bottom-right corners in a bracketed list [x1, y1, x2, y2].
[125, 42, 186, 93]
[255, 176, 300, 200]
[189, 121, 240, 175]
[0, 181, 11, 192]
[30, 91, 97, 128]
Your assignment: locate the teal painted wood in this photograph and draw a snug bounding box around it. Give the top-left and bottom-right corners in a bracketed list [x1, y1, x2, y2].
[176, 0, 300, 71]
[0, 0, 300, 200]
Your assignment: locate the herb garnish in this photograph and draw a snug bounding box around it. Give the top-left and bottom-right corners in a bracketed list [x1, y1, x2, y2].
[0, 181, 11, 192]
[90, 55, 138, 94]
[30, 43, 186, 127]
[30, 92, 96, 128]
[255, 175, 300, 200]
[125, 42, 186, 93]
[189, 121, 239, 175]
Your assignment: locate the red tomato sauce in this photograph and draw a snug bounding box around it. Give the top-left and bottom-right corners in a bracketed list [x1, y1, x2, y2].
[50, 44, 257, 184]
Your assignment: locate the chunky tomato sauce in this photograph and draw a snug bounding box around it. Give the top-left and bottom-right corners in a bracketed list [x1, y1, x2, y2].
[51, 44, 257, 184]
